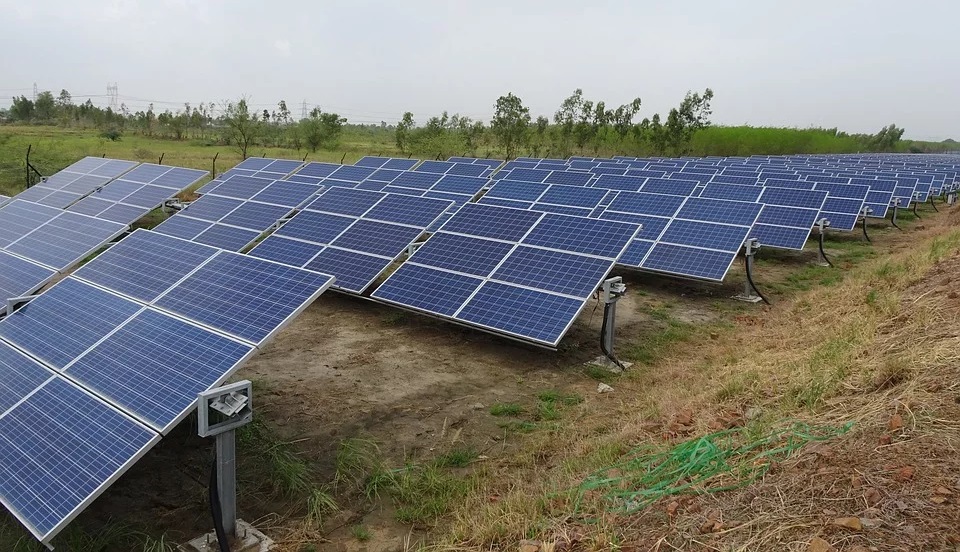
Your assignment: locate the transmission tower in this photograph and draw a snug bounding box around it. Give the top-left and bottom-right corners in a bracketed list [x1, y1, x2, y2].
[32, 83, 37, 101]
[301, 99, 308, 120]
[107, 83, 119, 111]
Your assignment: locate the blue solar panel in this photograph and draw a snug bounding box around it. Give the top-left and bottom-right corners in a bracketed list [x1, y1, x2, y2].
[0, 341, 51, 413]
[380, 185, 422, 196]
[278, 211, 354, 243]
[122, 164, 170, 183]
[219, 202, 291, 231]
[625, 169, 667, 179]
[234, 158, 273, 171]
[383, 158, 419, 170]
[538, 185, 607, 208]
[0, 279, 141, 369]
[478, 196, 533, 209]
[329, 165, 377, 182]
[493, 247, 611, 296]
[758, 187, 827, 209]
[756, 205, 821, 228]
[751, 225, 813, 250]
[411, 233, 514, 276]
[65, 308, 254, 431]
[152, 167, 207, 189]
[374, 264, 483, 316]
[601, 213, 670, 239]
[6, 212, 127, 271]
[661, 220, 748, 251]
[392, 171, 443, 189]
[544, 171, 593, 187]
[619, 239, 654, 266]
[119, 184, 174, 208]
[593, 174, 646, 192]
[765, 178, 815, 190]
[193, 224, 261, 251]
[431, 175, 487, 195]
[330, 220, 424, 257]
[304, 247, 392, 293]
[0, 376, 157, 543]
[154, 253, 334, 344]
[367, 168, 405, 183]
[522, 214, 637, 258]
[530, 203, 593, 217]
[506, 168, 551, 183]
[441, 203, 542, 241]
[446, 163, 487, 177]
[414, 160, 454, 174]
[250, 181, 320, 207]
[207, 175, 276, 199]
[307, 187, 384, 216]
[485, 180, 548, 201]
[248, 235, 324, 267]
[356, 181, 389, 191]
[675, 197, 762, 226]
[641, 177, 699, 196]
[73, 230, 218, 303]
[180, 195, 244, 221]
[356, 156, 390, 168]
[363, 194, 451, 227]
[457, 282, 582, 346]
[0, 252, 56, 302]
[35, 190, 82, 209]
[152, 215, 212, 240]
[605, 192, 686, 217]
[699, 183, 763, 202]
[641, 244, 734, 281]
[293, 162, 340, 179]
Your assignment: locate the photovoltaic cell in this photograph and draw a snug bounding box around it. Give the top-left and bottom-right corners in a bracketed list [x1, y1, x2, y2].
[0, 252, 56, 303]
[5, 212, 128, 271]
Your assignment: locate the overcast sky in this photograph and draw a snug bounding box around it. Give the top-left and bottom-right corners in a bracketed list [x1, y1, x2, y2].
[1, 0, 957, 140]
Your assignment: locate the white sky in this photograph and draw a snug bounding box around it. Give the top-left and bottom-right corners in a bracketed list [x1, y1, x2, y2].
[1, 0, 957, 140]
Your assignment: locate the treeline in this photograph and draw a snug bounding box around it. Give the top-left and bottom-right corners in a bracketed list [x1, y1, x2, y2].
[2, 87, 937, 159]
[2, 91, 348, 159]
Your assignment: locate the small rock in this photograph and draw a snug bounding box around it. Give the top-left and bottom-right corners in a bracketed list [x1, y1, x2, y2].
[519, 539, 541, 552]
[878, 434, 892, 446]
[698, 520, 722, 534]
[666, 501, 680, 517]
[745, 407, 763, 420]
[832, 517, 863, 531]
[864, 487, 882, 507]
[709, 332, 719, 340]
[860, 517, 882, 529]
[949, 291, 960, 300]
[597, 383, 614, 394]
[822, 508, 837, 516]
[888, 413, 904, 431]
[807, 537, 836, 552]
[931, 495, 948, 504]
[902, 525, 916, 535]
[936, 486, 954, 495]
[468, 402, 486, 410]
[895, 466, 915, 481]
[674, 408, 694, 426]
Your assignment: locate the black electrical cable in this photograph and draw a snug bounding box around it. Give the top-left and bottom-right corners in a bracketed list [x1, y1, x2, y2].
[818, 233, 834, 268]
[209, 455, 230, 552]
[744, 257, 770, 305]
[599, 302, 627, 371]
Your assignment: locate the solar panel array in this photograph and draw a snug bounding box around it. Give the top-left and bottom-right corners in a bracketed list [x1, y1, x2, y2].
[196, 157, 304, 194]
[250, 187, 452, 293]
[0, 228, 334, 544]
[66, 164, 208, 224]
[10, 157, 138, 209]
[372, 203, 640, 347]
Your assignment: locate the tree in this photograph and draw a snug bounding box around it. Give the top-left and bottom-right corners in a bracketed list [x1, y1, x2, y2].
[395, 112, 414, 153]
[530, 115, 550, 156]
[276, 100, 291, 125]
[33, 91, 56, 121]
[9, 96, 34, 121]
[491, 92, 530, 159]
[222, 98, 262, 159]
[612, 98, 642, 150]
[648, 114, 668, 155]
[871, 124, 905, 151]
[56, 89, 72, 109]
[300, 108, 346, 152]
[554, 89, 583, 155]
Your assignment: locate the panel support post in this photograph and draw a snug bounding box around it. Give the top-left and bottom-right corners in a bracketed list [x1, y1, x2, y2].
[861, 207, 871, 243]
[890, 201, 902, 230]
[930, 194, 939, 212]
[816, 219, 833, 267]
[216, 430, 237, 538]
[586, 277, 630, 373]
[734, 238, 764, 303]
[912, 195, 920, 219]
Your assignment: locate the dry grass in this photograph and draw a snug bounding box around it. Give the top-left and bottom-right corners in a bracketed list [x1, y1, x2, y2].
[421, 213, 960, 551]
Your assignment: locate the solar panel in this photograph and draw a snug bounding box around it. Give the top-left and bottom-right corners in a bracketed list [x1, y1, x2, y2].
[372, 203, 640, 347]
[750, 187, 828, 250]
[192, 224, 261, 251]
[4, 211, 128, 271]
[414, 160, 456, 174]
[850, 178, 896, 218]
[154, 253, 334, 345]
[812, 182, 870, 231]
[641, 177, 699, 196]
[593, 174, 646, 192]
[0, 251, 57, 303]
[446, 163, 487, 177]
[0, 200, 61, 248]
[699, 183, 764, 202]
[483, 180, 549, 201]
[249, 188, 452, 293]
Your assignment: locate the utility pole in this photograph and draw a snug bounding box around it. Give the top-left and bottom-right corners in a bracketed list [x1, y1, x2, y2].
[107, 83, 119, 111]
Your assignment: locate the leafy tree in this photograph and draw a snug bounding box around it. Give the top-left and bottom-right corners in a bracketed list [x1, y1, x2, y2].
[554, 89, 583, 155]
[276, 100, 291, 125]
[491, 92, 530, 159]
[574, 98, 594, 151]
[530, 115, 550, 156]
[33, 91, 56, 121]
[56, 89, 72, 109]
[612, 98, 642, 150]
[395, 112, 414, 153]
[648, 114, 668, 155]
[9, 96, 34, 121]
[300, 108, 346, 152]
[871, 124, 905, 151]
[222, 98, 261, 159]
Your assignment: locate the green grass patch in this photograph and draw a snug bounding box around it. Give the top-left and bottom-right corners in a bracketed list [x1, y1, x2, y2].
[584, 364, 617, 383]
[498, 420, 538, 434]
[489, 402, 523, 417]
[435, 446, 479, 468]
[351, 524, 372, 541]
[365, 463, 474, 525]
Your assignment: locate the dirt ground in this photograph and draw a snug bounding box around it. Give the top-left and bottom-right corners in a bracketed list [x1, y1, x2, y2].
[21, 208, 946, 551]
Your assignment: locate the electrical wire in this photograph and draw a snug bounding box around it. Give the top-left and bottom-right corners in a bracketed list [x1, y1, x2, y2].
[744, 256, 770, 305]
